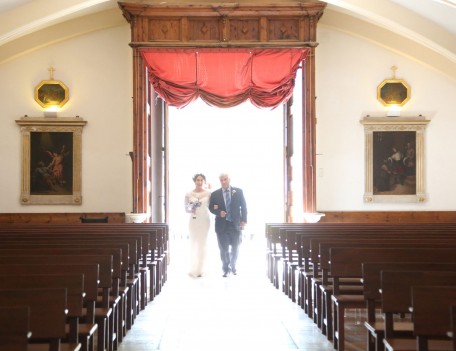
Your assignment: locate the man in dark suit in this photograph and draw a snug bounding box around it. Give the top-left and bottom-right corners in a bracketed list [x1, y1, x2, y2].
[209, 173, 247, 277]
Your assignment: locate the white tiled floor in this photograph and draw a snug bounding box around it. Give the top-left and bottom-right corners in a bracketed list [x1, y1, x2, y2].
[116, 236, 343, 351]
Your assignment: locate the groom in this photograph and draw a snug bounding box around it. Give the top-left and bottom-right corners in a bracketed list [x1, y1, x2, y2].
[209, 173, 247, 277]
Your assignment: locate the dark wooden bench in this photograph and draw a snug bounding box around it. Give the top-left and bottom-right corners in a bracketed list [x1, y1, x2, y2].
[0, 306, 30, 351]
[0, 274, 86, 347]
[0, 245, 123, 351]
[450, 305, 456, 351]
[0, 264, 99, 351]
[0, 222, 168, 305]
[317, 238, 456, 341]
[362, 262, 456, 351]
[379, 270, 456, 351]
[266, 222, 456, 350]
[329, 247, 456, 351]
[0, 287, 81, 351]
[302, 236, 456, 338]
[0, 237, 133, 341]
[309, 233, 456, 310]
[0, 228, 150, 349]
[0, 254, 113, 351]
[0, 223, 169, 351]
[266, 223, 456, 320]
[383, 286, 456, 351]
[0, 228, 147, 315]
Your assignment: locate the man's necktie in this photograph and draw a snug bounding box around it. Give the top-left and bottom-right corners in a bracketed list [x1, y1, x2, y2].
[225, 189, 232, 221]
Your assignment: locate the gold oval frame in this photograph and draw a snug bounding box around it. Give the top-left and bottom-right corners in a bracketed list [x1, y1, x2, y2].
[377, 79, 410, 107]
[34, 79, 69, 108]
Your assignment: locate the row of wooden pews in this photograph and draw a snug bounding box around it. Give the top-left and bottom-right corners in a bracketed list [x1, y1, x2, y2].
[0, 222, 168, 351]
[265, 222, 456, 351]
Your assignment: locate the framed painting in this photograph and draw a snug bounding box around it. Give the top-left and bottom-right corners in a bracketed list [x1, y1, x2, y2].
[377, 79, 411, 107]
[34, 80, 69, 108]
[16, 117, 87, 205]
[360, 116, 429, 203]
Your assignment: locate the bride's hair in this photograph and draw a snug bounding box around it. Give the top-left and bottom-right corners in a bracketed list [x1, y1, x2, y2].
[192, 173, 206, 182]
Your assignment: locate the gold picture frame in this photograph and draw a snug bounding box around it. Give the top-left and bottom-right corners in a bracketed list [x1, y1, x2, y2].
[16, 117, 87, 205]
[361, 116, 429, 203]
[34, 79, 69, 108]
[377, 78, 411, 106]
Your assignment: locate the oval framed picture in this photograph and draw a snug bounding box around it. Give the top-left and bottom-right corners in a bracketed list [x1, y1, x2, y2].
[34, 79, 69, 108]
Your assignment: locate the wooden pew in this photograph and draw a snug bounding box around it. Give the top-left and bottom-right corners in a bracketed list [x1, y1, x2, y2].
[0, 246, 122, 351]
[0, 229, 145, 317]
[329, 247, 456, 351]
[318, 239, 456, 340]
[0, 222, 167, 306]
[310, 234, 456, 315]
[0, 222, 169, 350]
[450, 305, 456, 351]
[379, 270, 456, 351]
[283, 230, 304, 303]
[362, 262, 456, 351]
[42, 224, 152, 307]
[0, 238, 132, 341]
[0, 274, 85, 347]
[296, 235, 446, 339]
[0, 306, 30, 351]
[267, 223, 456, 343]
[383, 286, 456, 351]
[0, 227, 151, 346]
[0, 254, 113, 351]
[0, 264, 99, 351]
[0, 288, 81, 351]
[267, 223, 456, 320]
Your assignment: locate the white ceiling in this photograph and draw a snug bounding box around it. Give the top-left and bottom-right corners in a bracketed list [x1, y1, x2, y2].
[0, 0, 455, 78]
[0, 0, 454, 33]
[0, 0, 454, 34]
[0, 0, 32, 12]
[391, 0, 456, 35]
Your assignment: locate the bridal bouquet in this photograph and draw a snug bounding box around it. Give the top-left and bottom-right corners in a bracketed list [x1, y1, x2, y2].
[187, 198, 201, 219]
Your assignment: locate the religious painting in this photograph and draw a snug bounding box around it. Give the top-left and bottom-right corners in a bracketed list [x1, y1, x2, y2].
[34, 80, 69, 108]
[16, 117, 87, 205]
[30, 132, 73, 195]
[377, 79, 410, 106]
[373, 131, 416, 195]
[360, 117, 429, 203]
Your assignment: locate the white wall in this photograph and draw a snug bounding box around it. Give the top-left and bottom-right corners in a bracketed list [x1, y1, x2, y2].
[0, 24, 133, 213]
[315, 26, 456, 210]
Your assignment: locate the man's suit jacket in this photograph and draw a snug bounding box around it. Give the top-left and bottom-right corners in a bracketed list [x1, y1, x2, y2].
[209, 187, 247, 233]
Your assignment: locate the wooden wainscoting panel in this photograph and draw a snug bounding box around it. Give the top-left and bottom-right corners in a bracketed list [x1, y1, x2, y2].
[319, 211, 456, 223]
[0, 212, 126, 224]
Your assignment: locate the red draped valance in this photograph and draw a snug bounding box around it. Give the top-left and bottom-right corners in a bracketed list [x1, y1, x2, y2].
[140, 48, 309, 109]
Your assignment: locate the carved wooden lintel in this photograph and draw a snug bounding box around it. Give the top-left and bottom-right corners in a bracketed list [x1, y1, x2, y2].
[118, 2, 326, 47]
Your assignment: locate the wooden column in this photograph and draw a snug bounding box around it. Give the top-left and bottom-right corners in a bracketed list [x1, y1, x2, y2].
[302, 48, 317, 214]
[132, 47, 148, 214]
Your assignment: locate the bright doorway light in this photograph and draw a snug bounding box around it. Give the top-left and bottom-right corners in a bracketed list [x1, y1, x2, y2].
[168, 100, 284, 241]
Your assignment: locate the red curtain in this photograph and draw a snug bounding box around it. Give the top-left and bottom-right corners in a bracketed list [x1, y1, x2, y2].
[140, 48, 309, 109]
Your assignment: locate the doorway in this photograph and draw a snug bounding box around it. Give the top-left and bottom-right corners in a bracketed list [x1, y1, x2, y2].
[167, 99, 295, 274]
[168, 100, 284, 239]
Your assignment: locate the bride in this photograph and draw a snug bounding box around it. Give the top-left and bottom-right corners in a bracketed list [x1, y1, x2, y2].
[184, 173, 211, 277]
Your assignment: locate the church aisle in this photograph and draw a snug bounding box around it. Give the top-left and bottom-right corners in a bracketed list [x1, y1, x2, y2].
[117, 236, 356, 351]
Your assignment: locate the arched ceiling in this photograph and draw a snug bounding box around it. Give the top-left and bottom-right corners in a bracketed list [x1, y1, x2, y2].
[1, 0, 455, 80]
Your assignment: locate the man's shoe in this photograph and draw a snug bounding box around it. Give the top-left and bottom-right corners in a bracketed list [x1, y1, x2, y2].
[223, 272, 229, 277]
[232, 269, 237, 275]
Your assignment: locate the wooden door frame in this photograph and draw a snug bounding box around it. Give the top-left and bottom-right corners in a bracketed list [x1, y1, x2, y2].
[120, 2, 326, 220]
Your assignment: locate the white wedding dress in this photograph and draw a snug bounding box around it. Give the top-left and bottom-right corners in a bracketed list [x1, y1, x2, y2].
[185, 190, 211, 277]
